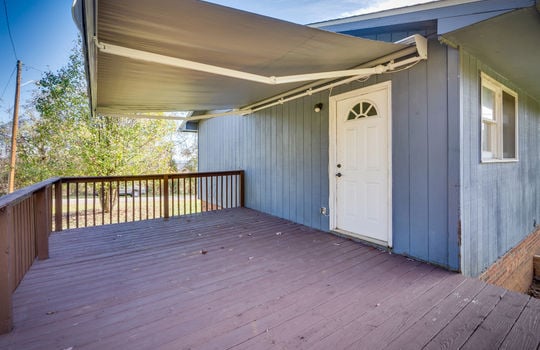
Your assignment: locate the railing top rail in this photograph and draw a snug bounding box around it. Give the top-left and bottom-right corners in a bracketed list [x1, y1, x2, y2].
[0, 170, 245, 209]
[0, 177, 61, 210]
[61, 171, 244, 183]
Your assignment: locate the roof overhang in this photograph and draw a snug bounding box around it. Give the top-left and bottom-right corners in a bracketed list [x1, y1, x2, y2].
[442, 6, 540, 100]
[72, 0, 427, 121]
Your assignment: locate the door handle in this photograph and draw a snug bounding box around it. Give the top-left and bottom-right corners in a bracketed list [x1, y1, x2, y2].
[336, 173, 342, 177]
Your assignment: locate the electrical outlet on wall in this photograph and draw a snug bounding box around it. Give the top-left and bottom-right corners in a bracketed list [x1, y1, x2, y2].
[320, 207, 328, 216]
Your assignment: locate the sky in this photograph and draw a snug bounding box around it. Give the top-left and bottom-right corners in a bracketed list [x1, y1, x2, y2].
[0, 0, 437, 124]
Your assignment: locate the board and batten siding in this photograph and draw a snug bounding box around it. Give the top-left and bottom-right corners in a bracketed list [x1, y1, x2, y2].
[460, 49, 540, 277]
[199, 39, 460, 270]
[198, 91, 330, 232]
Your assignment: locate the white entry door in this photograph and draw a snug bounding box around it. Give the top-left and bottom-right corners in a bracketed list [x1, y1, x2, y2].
[330, 82, 391, 246]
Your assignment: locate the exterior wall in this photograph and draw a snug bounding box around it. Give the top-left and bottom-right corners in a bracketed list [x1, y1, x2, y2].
[479, 227, 540, 293]
[199, 91, 331, 232]
[460, 49, 540, 277]
[199, 39, 460, 270]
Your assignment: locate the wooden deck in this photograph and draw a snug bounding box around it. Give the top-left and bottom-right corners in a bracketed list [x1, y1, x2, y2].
[0, 208, 538, 350]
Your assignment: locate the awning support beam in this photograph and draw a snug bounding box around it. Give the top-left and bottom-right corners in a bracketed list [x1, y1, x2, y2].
[187, 54, 424, 121]
[94, 37, 424, 85]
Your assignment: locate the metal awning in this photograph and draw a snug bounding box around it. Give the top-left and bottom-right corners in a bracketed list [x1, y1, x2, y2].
[73, 0, 427, 120]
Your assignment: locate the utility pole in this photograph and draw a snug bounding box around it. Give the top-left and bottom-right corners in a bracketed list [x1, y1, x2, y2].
[8, 60, 22, 193]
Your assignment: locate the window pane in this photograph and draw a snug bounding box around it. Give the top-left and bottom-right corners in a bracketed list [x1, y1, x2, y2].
[502, 91, 516, 158]
[482, 121, 495, 159]
[481, 86, 496, 121]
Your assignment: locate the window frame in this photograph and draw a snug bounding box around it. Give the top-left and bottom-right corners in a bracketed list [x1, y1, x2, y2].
[480, 72, 519, 163]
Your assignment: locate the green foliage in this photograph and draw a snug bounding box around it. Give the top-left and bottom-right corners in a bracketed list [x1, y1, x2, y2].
[15, 40, 179, 189]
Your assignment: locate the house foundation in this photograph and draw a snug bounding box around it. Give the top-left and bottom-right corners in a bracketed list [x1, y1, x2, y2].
[479, 227, 540, 293]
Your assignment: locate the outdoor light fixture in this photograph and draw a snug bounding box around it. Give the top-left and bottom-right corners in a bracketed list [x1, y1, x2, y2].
[314, 103, 323, 113]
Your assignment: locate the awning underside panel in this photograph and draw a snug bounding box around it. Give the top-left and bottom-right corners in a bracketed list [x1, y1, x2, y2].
[97, 54, 303, 112]
[80, 0, 412, 114]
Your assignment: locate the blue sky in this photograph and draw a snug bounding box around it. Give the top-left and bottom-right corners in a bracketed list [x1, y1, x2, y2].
[0, 0, 435, 123]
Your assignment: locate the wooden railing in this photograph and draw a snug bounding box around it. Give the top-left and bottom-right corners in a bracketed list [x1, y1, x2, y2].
[0, 177, 59, 334]
[0, 170, 244, 334]
[55, 171, 244, 231]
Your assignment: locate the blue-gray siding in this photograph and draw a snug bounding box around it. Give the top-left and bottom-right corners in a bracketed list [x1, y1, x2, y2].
[460, 49, 540, 277]
[199, 40, 460, 270]
[199, 91, 330, 232]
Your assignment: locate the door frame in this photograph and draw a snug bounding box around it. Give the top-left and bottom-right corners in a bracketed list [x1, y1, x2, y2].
[328, 81, 393, 247]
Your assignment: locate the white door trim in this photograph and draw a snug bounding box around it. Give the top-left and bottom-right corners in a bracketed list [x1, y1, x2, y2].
[328, 81, 393, 247]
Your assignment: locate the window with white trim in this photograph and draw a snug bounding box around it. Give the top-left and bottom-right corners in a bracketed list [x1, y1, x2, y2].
[481, 73, 518, 162]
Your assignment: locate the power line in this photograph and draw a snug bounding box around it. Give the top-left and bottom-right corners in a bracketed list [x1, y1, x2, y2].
[0, 65, 16, 102]
[2, 0, 18, 59]
[24, 64, 44, 73]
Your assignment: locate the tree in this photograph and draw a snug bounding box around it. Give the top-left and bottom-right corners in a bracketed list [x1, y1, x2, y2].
[175, 131, 198, 172]
[14, 40, 179, 211]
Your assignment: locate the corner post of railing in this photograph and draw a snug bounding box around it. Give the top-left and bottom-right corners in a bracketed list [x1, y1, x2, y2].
[163, 174, 169, 219]
[0, 205, 13, 334]
[54, 179, 63, 232]
[240, 170, 245, 207]
[34, 186, 50, 260]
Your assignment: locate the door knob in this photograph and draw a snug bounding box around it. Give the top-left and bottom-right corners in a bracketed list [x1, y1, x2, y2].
[336, 173, 342, 177]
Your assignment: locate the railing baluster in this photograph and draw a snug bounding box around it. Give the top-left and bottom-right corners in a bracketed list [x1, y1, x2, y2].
[225, 175, 228, 209]
[205, 176, 208, 213]
[139, 180, 142, 221]
[92, 182, 96, 227]
[189, 177, 193, 214]
[236, 174, 239, 207]
[240, 171, 245, 207]
[16, 204, 21, 286]
[84, 182, 88, 228]
[0, 205, 13, 334]
[210, 176, 212, 211]
[75, 182, 79, 228]
[144, 179, 147, 220]
[182, 178, 186, 215]
[123, 180, 127, 222]
[100, 181, 105, 226]
[176, 178, 181, 216]
[131, 180, 135, 222]
[18, 203, 22, 285]
[170, 177, 175, 217]
[110, 181, 114, 225]
[158, 178, 161, 218]
[66, 183, 70, 230]
[54, 181, 62, 231]
[152, 180, 156, 219]
[35, 187, 49, 260]
[220, 175, 223, 210]
[163, 175, 169, 219]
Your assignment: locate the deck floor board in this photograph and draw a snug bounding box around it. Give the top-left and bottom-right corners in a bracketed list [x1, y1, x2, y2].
[0, 208, 536, 350]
